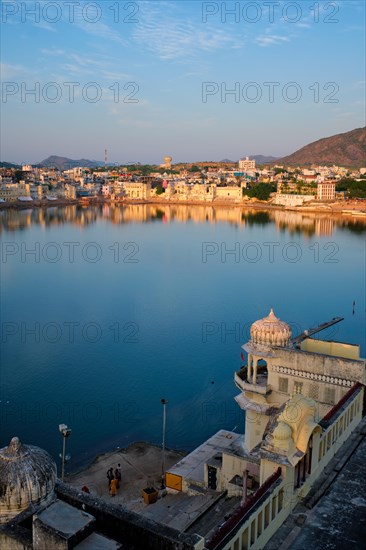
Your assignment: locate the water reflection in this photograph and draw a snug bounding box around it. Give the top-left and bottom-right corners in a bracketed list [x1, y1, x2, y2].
[1, 204, 365, 236]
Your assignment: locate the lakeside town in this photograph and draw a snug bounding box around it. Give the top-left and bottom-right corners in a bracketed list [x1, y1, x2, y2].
[1, 156, 366, 215]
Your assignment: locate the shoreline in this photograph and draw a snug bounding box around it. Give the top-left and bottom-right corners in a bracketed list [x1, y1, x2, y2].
[1, 196, 366, 217]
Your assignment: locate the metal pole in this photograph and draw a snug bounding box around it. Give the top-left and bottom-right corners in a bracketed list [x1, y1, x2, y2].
[161, 399, 168, 488]
[61, 435, 66, 481]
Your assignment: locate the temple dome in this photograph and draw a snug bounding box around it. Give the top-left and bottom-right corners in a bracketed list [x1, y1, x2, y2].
[0, 437, 56, 524]
[250, 308, 291, 347]
[273, 422, 292, 442]
[271, 421, 294, 452]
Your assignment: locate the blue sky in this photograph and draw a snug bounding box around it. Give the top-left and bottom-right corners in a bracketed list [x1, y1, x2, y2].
[1, 0, 365, 164]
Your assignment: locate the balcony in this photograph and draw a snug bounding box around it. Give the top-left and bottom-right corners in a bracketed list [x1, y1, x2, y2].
[235, 365, 271, 395]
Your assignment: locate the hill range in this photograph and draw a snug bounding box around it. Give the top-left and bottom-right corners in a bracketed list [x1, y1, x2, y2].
[276, 127, 365, 168]
[2, 128, 365, 170]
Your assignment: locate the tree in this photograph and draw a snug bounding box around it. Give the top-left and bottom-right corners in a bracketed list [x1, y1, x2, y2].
[296, 182, 303, 194]
[336, 178, 366, 198]
[14, 170, 23, 182]
[243, 183, 276, 201]
[155, 185, 165, 195]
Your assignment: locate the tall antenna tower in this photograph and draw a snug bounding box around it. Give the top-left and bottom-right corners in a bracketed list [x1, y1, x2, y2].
[104, 148, 108, 170]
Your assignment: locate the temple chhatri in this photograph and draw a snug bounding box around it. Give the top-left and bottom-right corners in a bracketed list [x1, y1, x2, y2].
[1, 310, 365, 549]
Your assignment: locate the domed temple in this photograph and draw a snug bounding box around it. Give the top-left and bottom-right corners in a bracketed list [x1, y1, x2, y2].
[0, 437, 56, 524]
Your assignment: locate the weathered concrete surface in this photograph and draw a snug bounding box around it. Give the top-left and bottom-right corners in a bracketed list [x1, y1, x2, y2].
[67, 440, 240, 534]
[265, 417, 366, 550]
[74, 532, 123, 549]
[56, 482, 204, 550]
[67, 442, 185, 509]
[33, 500, 95, 549]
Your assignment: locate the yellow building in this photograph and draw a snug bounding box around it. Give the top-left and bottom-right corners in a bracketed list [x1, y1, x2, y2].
[215, 186, 242, 202]
[122, 182, 151, 200]
[0, 183, 30, 201]
[166, 309, 365, 549]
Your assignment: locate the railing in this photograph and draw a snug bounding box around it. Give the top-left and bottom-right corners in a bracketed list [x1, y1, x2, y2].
[206, 468, 282, 550]
[235, 366, 270, 394]
[236, 366, 269, 381]
[321, 381, 362, 424]
[316, 383, 364, 468]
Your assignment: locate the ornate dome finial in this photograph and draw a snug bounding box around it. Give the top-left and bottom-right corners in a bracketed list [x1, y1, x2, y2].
[250, 309, 291, 347]
[8, 437, 22, 453]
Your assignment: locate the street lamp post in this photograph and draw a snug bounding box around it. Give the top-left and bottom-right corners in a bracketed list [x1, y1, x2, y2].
[59, 423, 71, 482]
[161, 399, 168, 489]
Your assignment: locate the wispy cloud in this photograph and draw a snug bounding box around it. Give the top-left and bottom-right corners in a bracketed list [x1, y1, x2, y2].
[256, 34, 290, 47]
[40, 48, 66, 56]
[132, 1, 236, 60]
[0, 62, 38, 79]
[38, 50, 133, 81]
[74, 19, 127, 46]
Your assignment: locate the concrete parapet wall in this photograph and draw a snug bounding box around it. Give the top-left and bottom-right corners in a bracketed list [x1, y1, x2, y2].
[55, 482, 204, 550]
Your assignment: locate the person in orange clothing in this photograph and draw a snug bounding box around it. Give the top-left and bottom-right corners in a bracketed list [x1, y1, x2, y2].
[110, 477, 119, 497]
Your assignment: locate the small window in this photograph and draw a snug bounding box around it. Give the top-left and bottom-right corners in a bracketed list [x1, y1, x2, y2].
[324, 387, 335, 404]
[308, 383, 319, 400]
[279, 377, 289, 393]
[294, 381, 303, 395]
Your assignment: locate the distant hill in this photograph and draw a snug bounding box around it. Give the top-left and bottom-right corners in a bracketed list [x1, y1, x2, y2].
[221, 155, 278, 164]
[250, 155, 278, 164]
[38, 156, 104, 170]
[276, 127, 366, 168]
[0, 161, 21, 169]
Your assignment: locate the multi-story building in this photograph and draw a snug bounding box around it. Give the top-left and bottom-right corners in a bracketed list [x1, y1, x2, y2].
[165, 310, 365, 548]
[122, 182, 151, 200]
[317, 181, 336, 201]
[238, 157, 256, 172]
[0, 183, 31, 201]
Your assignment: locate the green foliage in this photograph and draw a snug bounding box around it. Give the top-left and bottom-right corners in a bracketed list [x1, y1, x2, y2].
[14, 170, 23, 182]
[155, 185, 165, 195]
[190, 165, 200, 172]
[139, 165, 154, 176]
[243, 182, 276, 201]
[336, 178, 366, 198]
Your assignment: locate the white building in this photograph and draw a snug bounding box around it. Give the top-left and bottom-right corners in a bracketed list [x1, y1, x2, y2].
[273, 194, 315, 206]
[239, 157, 256, 172]
[317, 181, 336, 201]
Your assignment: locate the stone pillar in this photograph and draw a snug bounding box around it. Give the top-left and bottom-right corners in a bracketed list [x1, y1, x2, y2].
[253, 358, 258, 385]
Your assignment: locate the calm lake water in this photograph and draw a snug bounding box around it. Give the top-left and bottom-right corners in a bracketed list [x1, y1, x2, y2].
[1, 204, 365, 472]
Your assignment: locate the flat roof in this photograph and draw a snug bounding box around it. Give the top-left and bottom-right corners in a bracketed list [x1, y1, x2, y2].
[35, 500, 94, 536]
[167, 430, 241, 484]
